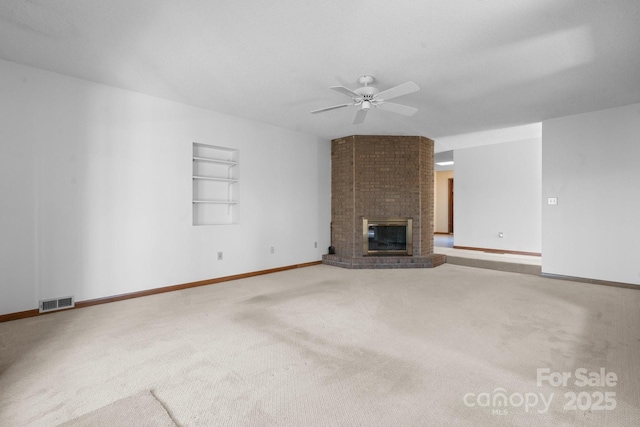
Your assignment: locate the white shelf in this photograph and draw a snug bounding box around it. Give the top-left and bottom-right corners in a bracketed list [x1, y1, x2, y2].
[192, 175, 238, 183]
[192, 156, 238, 166]
[193, 200, 239, 204]
[192, 143, 239, 225]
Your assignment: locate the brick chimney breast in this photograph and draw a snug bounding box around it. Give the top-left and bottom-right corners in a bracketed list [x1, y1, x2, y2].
[324, 135, 444, 269]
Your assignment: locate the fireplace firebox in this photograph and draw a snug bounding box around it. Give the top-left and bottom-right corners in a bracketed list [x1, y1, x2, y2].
[363, 218, 413, 256]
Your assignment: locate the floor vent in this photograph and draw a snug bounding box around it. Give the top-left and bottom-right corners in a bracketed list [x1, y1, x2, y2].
[39, 296, 75, 313]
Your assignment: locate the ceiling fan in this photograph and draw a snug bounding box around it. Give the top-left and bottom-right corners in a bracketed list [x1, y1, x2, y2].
[311, 75, 420, 124]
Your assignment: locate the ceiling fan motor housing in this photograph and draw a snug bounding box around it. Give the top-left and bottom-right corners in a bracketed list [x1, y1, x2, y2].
[354, 86, 379, 98]
[356, 75, 379, 104]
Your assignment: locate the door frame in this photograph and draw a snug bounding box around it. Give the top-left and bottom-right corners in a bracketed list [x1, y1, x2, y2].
[448, 178, 454, 234]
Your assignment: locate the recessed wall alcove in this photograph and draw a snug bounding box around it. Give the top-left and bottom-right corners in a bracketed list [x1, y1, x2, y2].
[322, 135, 445, 269]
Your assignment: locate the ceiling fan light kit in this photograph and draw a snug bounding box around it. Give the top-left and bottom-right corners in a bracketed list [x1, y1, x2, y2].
[311, 75, 420, 124]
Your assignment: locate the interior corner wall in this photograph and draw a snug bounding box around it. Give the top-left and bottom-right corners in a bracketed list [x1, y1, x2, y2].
[542, 103, 640, 285]
[0, 58, 331, 316]
[453, 138, 542, 253]
[434, 170, 454, 233]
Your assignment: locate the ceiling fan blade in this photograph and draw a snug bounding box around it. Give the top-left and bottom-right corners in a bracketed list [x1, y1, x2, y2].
[330, 86, 361, 98]
[353, 108, 368, 124]
[310, 103, 352, 114]
[378, 102, 418, 116]
[376, 81, 420, 101]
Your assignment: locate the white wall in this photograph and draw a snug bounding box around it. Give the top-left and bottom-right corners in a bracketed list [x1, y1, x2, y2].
[454, 138, 542, 253]
[542, 103, 640, 285]
[434, 170, 454, 233]
[0, 59, 331, 315]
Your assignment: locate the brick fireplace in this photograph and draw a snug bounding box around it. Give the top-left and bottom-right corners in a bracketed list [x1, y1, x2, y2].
[322, 135, 445, 269]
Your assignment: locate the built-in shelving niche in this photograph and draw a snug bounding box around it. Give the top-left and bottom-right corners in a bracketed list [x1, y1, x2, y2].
[192, 143, 239, 225]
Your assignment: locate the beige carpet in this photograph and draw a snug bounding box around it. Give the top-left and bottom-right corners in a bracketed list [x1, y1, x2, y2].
[58, 390, 176, 427]
[0, 264, 638, 426]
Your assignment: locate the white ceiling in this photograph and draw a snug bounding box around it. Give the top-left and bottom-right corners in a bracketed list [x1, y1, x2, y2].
[1, 1, 639, 150]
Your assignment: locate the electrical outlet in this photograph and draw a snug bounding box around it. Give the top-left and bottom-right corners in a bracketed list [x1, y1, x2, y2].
[548, 197, 558, 205]
[217, 251, 223, 260]
[270, 246, 275, 254]
[314, 241, 318, 248]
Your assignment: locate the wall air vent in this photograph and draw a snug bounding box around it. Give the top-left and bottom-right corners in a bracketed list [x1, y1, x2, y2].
[39, 296, 75, 313]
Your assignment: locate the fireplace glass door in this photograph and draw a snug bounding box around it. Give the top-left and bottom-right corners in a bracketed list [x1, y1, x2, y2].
[363, 218, 413, 256]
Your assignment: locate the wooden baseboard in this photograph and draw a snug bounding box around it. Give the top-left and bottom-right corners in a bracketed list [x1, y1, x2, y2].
[433, 232, 452, 235]
[0, 261, 322, 323]
[453, 245, 541, 257]
[0, 308, 41, 323]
